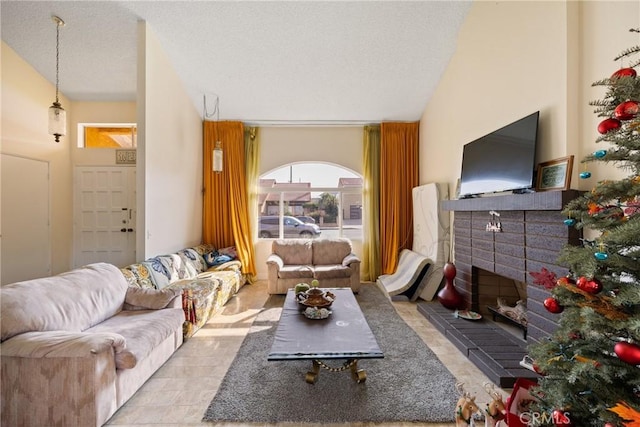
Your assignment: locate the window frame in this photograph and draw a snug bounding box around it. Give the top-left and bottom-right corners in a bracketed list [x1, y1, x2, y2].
[256, 184, 363, 240]
[77, 123, 137, 148]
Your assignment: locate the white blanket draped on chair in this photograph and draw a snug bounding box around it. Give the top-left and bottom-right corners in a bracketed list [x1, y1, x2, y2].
[377, 182, 450, 301]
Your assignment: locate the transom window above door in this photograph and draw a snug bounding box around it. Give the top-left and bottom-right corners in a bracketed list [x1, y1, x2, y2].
[78, 123, 137, 148]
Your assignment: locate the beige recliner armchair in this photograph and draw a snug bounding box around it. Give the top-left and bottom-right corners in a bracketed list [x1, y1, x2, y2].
[266, 238, 361, 294]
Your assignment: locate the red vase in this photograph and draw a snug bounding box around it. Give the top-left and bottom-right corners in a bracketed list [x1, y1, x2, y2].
[438, 262, 464, 309]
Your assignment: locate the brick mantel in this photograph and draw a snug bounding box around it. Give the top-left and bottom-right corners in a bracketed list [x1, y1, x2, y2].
[442, 190, 580, 212]
[442, 190, 582, 342]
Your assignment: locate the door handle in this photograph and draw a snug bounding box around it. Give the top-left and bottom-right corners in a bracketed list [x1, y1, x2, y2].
[121, 228, 127, 232]
[127, 228, 134, 232]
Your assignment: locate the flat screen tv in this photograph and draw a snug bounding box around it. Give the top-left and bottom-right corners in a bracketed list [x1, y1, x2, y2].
[458, 111, 539, 198]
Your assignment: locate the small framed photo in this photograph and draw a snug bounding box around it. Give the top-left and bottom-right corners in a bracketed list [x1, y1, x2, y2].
[536, 155, 574, 191]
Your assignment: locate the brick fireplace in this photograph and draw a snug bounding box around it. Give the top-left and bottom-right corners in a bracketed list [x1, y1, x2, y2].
[417, 190, 581, 387]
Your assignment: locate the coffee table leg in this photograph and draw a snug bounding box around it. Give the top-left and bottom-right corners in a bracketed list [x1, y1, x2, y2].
[306, 359, 367, 383]
[306, 360, 320, 384]
[350, 359, 367, 383]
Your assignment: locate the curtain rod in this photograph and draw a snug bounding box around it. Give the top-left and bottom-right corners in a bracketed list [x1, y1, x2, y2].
[240, 119, 378, 127]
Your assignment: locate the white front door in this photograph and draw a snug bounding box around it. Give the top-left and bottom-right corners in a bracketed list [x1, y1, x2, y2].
[73, 166, 136, 268]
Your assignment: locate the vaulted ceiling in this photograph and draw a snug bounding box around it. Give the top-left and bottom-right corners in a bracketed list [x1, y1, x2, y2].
[1, 1, 471, 123]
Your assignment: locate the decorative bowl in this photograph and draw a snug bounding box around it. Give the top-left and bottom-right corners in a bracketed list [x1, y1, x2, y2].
[296, 289, 335, 308]
[303, 307, 332, 320]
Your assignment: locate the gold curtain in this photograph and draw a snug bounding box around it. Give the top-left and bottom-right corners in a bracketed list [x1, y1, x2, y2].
[362, 125, 381, 282]
[244, 126, 260, 283]
[379, 122, 419, 275]
[203, 120, 257, 278]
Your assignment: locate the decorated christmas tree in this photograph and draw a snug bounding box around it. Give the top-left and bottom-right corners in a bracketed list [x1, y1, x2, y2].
[528, 29, 640, 426]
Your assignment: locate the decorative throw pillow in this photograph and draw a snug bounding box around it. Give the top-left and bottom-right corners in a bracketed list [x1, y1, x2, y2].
[177, 248, 201, 276]
[204, 251, 233, 267]
[124, 287, 182, 310]
[120, 263, 155, 289]
[141, 257, 171, 289]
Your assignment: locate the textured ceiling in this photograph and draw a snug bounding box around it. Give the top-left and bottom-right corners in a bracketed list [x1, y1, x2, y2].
[1, 1, 471, 123]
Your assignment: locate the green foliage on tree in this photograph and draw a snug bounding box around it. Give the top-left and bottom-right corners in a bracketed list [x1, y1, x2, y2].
[318, 193, 339, 223]
[528, 31, 640, 426]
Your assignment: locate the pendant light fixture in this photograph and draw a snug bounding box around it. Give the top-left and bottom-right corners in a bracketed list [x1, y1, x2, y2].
[203, 94, 223, 173]
[213, 140, 223, 173]
[48, 15, 66, 143]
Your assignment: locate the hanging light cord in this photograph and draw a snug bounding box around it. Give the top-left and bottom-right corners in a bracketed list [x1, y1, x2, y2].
[54, 18, 61, 104]
[55, 21, 60, 102]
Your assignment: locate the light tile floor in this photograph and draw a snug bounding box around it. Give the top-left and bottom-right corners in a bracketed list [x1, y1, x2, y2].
[105, 281, 508, 427]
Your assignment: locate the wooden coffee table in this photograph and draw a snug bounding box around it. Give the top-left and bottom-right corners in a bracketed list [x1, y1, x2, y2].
[267, 288, 383, 384]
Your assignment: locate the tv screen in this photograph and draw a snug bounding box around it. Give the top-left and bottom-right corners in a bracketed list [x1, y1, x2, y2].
[459, 111, 539, 198]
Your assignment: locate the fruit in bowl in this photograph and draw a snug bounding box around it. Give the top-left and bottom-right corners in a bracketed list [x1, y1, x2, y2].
[310, 279, 320, 288]
[295, 283, 310, 294]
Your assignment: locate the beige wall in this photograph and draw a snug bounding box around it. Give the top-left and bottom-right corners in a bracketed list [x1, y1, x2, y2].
[420, 0, 639, 256]
[255, 126, 363, 280]
[1, 42, 73, 274]
[137, 22, 203, 258]
[259, 126, 363, 175]
[420, 1, 571, 198]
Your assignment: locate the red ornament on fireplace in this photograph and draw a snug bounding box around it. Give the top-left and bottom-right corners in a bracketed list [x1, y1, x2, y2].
[437, 262, 464, 310]
[543, 297, 564, 314]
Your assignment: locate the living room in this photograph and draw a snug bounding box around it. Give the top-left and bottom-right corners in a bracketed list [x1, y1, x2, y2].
[4, 1, 639, 276]
[2, 1, 639, 426]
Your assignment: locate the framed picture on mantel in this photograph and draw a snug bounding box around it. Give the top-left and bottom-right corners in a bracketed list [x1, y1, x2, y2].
[536, 155, 574, 191]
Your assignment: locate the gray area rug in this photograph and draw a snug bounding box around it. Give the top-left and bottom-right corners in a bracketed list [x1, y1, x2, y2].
[202, 284, 458, 424]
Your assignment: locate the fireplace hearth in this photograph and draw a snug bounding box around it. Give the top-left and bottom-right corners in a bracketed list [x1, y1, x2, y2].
[417, 190, 581, 387]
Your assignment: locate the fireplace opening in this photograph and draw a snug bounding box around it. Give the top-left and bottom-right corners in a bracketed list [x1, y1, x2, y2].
[475, 268, 528, 340]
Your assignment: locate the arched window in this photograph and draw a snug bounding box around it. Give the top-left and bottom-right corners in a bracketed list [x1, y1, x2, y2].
[258, 162, 363, 240]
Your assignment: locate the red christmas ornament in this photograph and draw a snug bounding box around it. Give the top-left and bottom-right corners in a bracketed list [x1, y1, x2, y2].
[598, 117, 622, 134]
[614, 100, 640, 120]
[614, 341, 640, 365]
[586, 279, 602, 294]
[577, 277, 602, 294]
[552, 409, 573, 426]
[544, 297, 564, 314]
[611, 67, 637, 79]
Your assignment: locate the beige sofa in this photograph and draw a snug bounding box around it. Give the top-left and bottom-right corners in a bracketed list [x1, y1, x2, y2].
[1, 263, 184, 427]
[266, 238, 361, 294]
